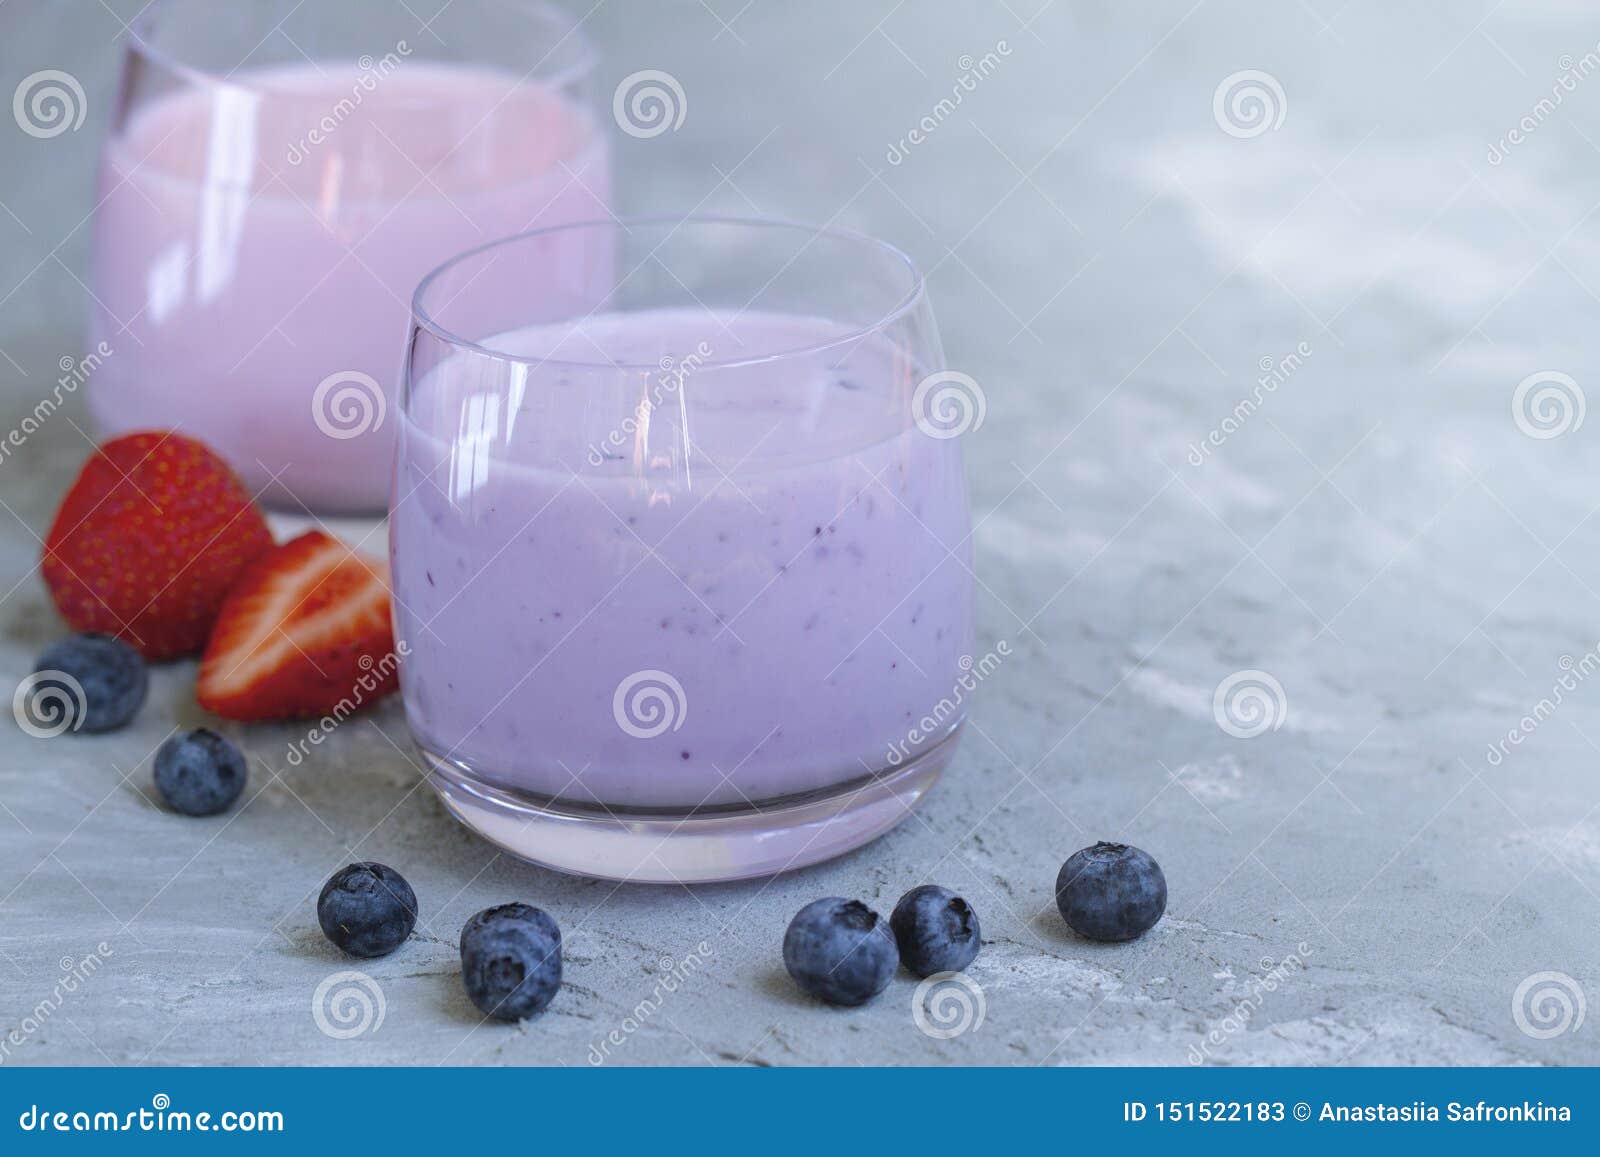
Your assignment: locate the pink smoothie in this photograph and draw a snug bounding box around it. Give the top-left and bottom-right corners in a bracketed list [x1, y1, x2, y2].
[391, 309, 973, 809]
[88, 62, 610, 513]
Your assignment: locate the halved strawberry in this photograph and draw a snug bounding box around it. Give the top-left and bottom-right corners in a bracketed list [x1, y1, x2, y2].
[197, 530, 399, 722]
[42, 431, 275, 660]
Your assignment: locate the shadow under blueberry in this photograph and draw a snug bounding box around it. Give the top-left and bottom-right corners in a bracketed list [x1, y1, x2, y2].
[757, 964, 821, 1009]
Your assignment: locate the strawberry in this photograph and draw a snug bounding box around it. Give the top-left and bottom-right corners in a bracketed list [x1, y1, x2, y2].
[197, 530, 399, 722]
[42, 431, 274, 660]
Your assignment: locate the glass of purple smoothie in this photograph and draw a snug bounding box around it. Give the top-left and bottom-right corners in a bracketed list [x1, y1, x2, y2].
[87, 0, 609, 515]
[393, 217, 974, 882]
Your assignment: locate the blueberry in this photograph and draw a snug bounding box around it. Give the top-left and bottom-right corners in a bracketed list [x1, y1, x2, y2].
[153, 728, 246, 816]
[1055, 842, 1167, 942]
[890, 885, 981, 976]
[31, 634, 147, 734]
[460, 903, 562, 1021]
[318, 863, 418, 958]
[782, 897, 898, 1006]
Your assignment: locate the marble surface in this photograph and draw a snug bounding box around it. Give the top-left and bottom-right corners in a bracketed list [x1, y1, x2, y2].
[2, 0, 1600, 1066]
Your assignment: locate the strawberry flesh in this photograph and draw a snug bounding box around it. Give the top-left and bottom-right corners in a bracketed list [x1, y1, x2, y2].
[197, 530, 399, 722]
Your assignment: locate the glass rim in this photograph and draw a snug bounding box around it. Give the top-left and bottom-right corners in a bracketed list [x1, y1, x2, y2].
[409, 214, 929, 372]
[127, 0, 597, 97]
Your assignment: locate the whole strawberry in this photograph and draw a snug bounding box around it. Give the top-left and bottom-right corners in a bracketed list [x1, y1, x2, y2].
[42, 432, 274, 660]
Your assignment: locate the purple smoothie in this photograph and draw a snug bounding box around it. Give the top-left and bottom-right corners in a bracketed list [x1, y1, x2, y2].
[89, 62, 610, 513]
[391, 308, 972, 809]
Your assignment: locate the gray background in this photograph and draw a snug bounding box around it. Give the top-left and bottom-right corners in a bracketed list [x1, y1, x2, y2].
[2, 0, 1599, 1066]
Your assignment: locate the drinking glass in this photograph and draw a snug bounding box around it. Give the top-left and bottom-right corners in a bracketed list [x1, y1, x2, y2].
[87, 0, 608, 514]
[393, 217, 976, 882]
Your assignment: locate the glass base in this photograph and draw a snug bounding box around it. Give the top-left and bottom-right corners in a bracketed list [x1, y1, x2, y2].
[420, 725, 963, 883]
